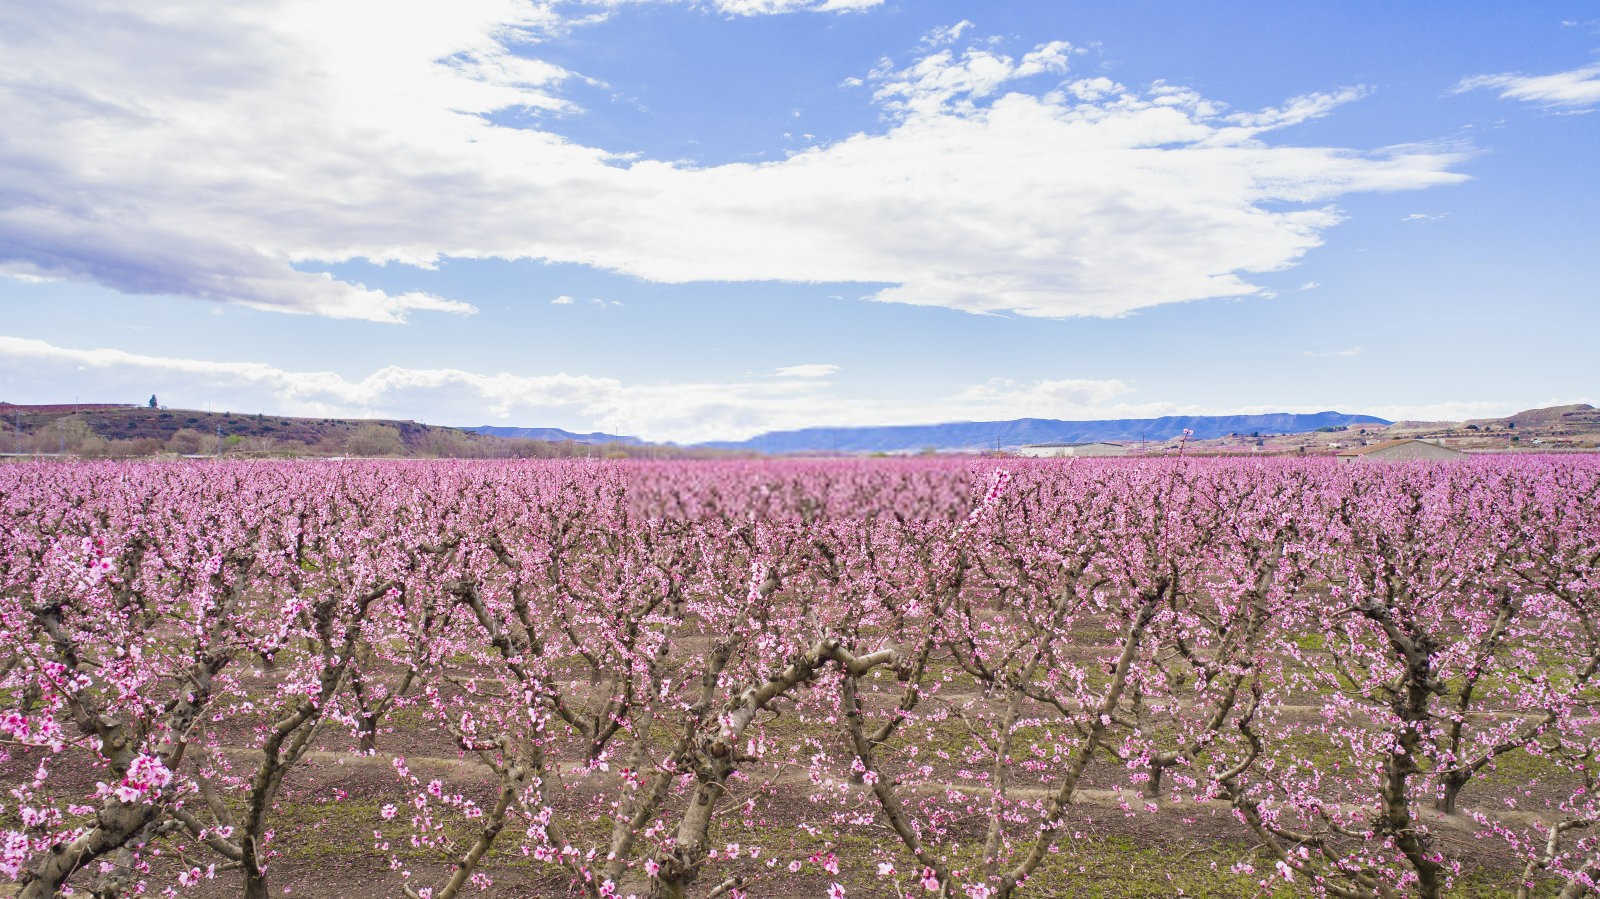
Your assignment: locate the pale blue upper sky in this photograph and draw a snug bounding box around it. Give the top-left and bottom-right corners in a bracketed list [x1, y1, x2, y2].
[0, 0, 1595, 442]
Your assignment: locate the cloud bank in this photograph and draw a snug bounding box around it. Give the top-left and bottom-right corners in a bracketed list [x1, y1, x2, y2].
[0, 335, 1127, 442]
[0, 4, 1467, 323]
[5, 336, 1564, 444]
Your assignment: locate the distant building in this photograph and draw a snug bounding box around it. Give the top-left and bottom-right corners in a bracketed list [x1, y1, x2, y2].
[1017, 442, 1128, 458]
[1336, 439, 1463, 463]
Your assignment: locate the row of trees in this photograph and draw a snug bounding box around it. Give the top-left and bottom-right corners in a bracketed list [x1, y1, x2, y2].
[0, 457, 1597, 897]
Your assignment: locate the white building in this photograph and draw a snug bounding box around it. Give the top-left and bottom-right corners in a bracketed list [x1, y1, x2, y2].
[1017, 442, 1128, 458]
[1336, 439, 1463, 463]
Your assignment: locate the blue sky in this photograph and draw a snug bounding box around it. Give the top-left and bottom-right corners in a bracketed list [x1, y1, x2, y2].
[0, 0, 1595, 442]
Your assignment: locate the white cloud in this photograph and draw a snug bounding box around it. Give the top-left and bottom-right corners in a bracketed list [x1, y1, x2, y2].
[1220, 86, 1371, 130]
[0, 335, 1143, 442]
[774, 363, 839, 377]
[920, 20, 974, 49]
[951, 377, 1135, 419]
[10, 334, 1576, 441]
[0, 334, 821, 442]
[1302, 346, 1361, 358]
[1298, 280, 1320, 291]
[551, 295, 576, 304]
[0, 3, 1467, 323]
[710, 0, 882, 15]
[1455, 62, 1600, 110]
[1063, 76, 1122, 101]
[1401, 212, 1448, 223]
[1359, 401, 1531, 422]
[867, 39, 1076, 118]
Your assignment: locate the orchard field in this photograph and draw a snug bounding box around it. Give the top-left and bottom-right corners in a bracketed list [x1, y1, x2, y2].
[2, 457, 1599, 899]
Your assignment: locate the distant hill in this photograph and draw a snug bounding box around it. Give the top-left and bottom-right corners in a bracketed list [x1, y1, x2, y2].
[697, 411, 1392, 454]
[1467, 403, 1598, 430]
[0, 402, 136, 415]
[0, 404, 701, 459]
[0, 403, 450, 448]
[464, 425, 642, 445]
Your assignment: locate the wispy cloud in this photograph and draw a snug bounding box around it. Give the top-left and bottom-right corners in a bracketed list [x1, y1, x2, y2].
[1303, 346, 1362, 358]
[1401, 212, 1449, 223]
[1359, 400, 1539, 422]
[774, 363, 839, 378]
[1455, 62, 1600, 110]
[0, 335, 1140, 443]
[952, 377, 1134, 413]
[919, 20, 974, 49]
[11, 334, 1573, 442]
[550, 295, 575, 305]
[1219, 86, 1372, 130]
[1298, 280, 1321, 291]
[711, 0, 883, 15]
[0, 334, 832, 443]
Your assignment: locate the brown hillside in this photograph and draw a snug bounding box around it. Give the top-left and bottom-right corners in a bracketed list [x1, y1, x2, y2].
[0, 404, 737, 459]
[1468, 403, 1599, 429]
[1, 404, 443, 447]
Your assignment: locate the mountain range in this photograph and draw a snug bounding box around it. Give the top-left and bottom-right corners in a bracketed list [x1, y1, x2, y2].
[470, 412, 1388, 454]
[699, 411, 1392, 454]
[470, 412, 1393, 453]
[474, 412, 1392, 454]
[17, 402, 1596, 457]
[465, 425, 643, 445]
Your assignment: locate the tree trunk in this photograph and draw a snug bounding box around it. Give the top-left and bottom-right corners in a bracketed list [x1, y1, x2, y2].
[654, 776, 725, 899]
[1144, 759, 1166, 800]
[1435, 774, 1466, 815]
[1382, 677, 1446, 898]
[241, 836, 269, 899]
[358, 715, 380, 754]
